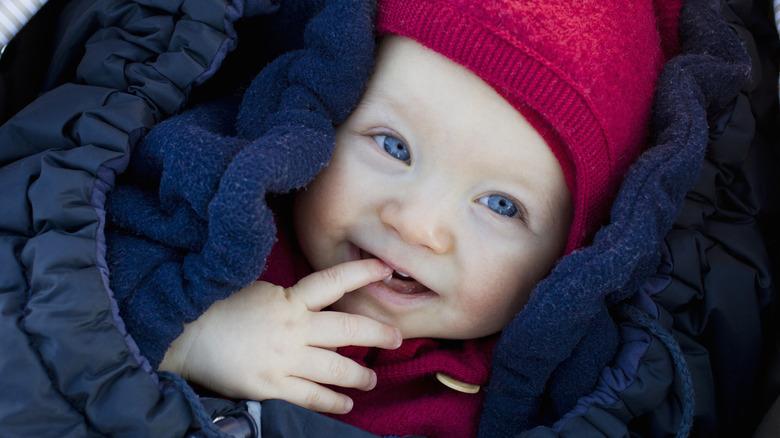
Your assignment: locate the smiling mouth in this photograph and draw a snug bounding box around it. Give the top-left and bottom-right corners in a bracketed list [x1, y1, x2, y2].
[360, 249, 432, 295]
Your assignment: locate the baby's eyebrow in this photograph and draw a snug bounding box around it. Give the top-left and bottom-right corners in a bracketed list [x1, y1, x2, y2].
[355, 86, 396, 112]
[355, 71, 422, 117]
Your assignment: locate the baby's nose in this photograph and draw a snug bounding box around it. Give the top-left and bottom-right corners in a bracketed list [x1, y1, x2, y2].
[379, 197, 455, 254]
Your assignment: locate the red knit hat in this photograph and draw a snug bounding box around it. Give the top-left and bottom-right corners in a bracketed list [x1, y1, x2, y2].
[376, 0, 682, 253]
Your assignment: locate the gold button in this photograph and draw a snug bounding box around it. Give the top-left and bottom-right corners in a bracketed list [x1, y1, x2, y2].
[435, 372, 481, 394]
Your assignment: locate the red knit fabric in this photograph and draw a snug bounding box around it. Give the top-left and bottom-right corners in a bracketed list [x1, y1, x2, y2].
[376, 0, 682, 253]
[333, 338, 496, 438]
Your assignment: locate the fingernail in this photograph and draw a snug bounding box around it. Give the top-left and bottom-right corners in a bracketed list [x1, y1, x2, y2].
[368, 372, 377, 390]
[374, 259, 392, 273]
[394, 328, 402, 347]
[344, 398, 354, 413]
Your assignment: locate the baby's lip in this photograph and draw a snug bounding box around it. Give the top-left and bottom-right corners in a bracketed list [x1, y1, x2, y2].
[359, 248, 432, 295]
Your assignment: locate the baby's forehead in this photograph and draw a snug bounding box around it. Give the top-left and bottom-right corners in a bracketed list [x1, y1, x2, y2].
[360, 38, 516, 127]
[370, 36, 484, 92]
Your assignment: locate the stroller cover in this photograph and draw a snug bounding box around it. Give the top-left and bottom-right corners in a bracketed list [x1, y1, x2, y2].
[0, 0, 778, 436]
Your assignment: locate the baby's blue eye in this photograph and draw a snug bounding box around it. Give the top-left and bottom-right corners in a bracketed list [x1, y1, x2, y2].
[478, 195, 520, 218]
[374, 135, 411, 163]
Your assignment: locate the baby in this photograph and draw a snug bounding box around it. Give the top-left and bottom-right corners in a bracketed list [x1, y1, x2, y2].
[160, 0, 674, 436]
[294, 34, 572, 342]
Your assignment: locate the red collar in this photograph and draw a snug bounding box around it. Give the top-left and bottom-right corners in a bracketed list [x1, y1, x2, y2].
[332, 337, 497, 438]
[340, 337, 495, 387]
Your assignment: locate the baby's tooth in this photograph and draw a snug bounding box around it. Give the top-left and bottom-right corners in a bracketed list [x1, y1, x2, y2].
[395, 270, 410, 278]
[382, 274, 393, 284]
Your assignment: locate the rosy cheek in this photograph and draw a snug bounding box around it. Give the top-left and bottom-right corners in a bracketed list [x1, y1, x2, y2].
[476, 270, 534, 319]
[452, 283, 514, 336]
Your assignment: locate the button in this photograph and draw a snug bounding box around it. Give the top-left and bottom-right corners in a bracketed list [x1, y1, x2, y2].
[435, 372, 480, 394]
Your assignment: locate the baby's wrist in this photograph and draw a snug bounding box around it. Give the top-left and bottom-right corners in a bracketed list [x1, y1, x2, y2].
[158, 322, 196, 377]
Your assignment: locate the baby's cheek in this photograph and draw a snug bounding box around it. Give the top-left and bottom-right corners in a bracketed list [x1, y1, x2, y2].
[456, 288, 519, 338]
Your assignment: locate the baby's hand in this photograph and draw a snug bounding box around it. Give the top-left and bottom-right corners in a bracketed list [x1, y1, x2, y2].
[159, 259, 401, 414]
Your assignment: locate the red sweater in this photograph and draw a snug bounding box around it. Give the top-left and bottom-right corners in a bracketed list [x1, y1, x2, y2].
[333, 338, 495, 438]
[260, 218, 495, 437]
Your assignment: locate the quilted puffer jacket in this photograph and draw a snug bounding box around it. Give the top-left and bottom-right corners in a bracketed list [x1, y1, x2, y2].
[0, 0, 777, 437]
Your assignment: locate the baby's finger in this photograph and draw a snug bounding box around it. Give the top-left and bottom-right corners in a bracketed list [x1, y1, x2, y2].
[293, 347, 377, 392]
[290, 259, 391, 311]
[276, 378, 356, 414]
[308, 311, 401, 350]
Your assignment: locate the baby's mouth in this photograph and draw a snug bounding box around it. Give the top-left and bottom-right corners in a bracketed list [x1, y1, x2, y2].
[384, 269, 412, 282]
[360, 250, 431, 295]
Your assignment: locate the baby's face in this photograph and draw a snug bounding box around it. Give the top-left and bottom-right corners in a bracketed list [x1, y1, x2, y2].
[294, 36, 571, 340]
